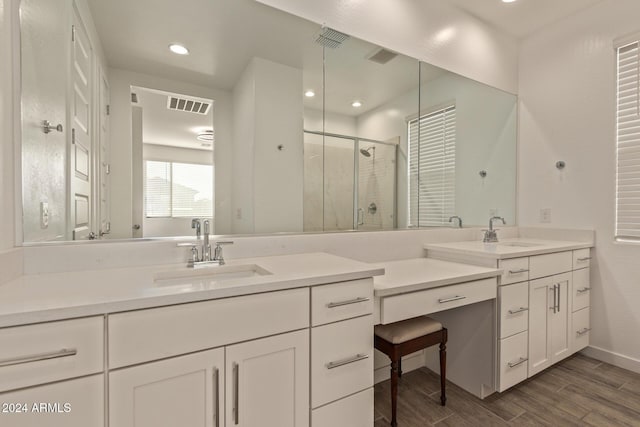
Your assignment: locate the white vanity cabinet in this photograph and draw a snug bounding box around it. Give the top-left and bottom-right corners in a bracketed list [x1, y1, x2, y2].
[496, 249, 591, 391]
[109, 348, 225, 427]
[0, 317, 105, 427]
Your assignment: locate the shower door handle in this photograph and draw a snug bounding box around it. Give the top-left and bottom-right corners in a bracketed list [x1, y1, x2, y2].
[357, 208, 364, 225]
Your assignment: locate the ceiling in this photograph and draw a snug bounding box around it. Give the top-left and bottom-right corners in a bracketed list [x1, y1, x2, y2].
[86, 0, 442, 118]
[134, 87, 214, 151]
[445, 0, 603, 39]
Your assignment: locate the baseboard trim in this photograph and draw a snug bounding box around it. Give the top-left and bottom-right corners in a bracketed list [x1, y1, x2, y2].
[374, 352, 425, 384]
[581, 345, 640, 375]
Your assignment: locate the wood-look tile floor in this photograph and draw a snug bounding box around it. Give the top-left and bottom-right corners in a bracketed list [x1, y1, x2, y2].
[374, 354, 640, 427]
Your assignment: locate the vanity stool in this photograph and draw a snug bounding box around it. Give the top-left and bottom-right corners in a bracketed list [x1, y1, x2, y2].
[374, 316, 447, 427]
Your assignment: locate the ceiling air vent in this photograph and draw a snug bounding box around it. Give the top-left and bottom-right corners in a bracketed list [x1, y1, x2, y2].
[167, 96, 212, 115]
[315, 27, 350, 49]
[367, 48, 398, 65]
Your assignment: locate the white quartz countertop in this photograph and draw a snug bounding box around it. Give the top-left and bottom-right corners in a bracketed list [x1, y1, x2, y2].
[372, 258, 501, 297]
[424, 238, 593, 260]
[0, 252, 384, 328]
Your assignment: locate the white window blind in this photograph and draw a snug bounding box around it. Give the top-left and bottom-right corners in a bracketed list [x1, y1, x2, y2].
[144, 160, 213, 219]
[616, 41, 640, 240]
[408, 105, 456, 227]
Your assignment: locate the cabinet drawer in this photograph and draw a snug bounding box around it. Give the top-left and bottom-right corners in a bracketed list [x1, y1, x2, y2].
[572, 268, 590, 312]
[499, 282, 529, 339]
[0, 317, 104, 392]
[571, 307, 590, 353]
[380, 278, 497, 324]
[573, 249, 591, 270]
[109, 288, 309, 368]
[312, 279, 373, 326]
[529, 252, 572, 279]
[499, 258, 529, 285]
[0, 374, 104, 427]
[497, 331, 528, 392]
[312, 388, 373, 427]
[311, 315, 373, 408]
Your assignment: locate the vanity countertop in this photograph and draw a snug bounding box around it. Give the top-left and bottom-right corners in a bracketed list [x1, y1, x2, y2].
[424, 238, 593, 260]
[372, 258, 501, 297]
[0, 252, 384, 328]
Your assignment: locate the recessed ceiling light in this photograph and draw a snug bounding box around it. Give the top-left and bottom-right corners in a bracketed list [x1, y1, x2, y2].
[305, 90, 315, 97]
[197, 130, 214, 142]
[169, 44, 189, 55]
[352, 101, 362, 108]
[502, 0, 517, 3]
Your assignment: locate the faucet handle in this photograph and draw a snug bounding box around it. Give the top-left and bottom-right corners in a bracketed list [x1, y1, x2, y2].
[215, 241, 234, 245]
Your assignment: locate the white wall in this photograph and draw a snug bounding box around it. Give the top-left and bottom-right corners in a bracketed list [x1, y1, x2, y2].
[519, 0, 640, 370]
[108, 68, 233, 238]
[231, 57, 304, 234]
[0, 0, 16, 250]
[255, 0, 519, 94]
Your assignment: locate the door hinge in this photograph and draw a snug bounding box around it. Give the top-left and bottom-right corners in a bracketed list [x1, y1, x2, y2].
[71, 128, 76, 145]
[106, 105, 110, 115]
[71, 25, 75, 42]
[104, 163, 111, 175]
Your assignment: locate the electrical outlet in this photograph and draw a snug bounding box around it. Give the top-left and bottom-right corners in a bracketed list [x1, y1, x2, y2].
[40, 202, 49, 229]
[540, 208, 552, 223]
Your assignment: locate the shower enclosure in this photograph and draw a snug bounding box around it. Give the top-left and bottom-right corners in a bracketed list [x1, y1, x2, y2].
[303, 130, 397, 232]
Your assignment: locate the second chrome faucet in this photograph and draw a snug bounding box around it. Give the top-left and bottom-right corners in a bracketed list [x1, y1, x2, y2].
[483, 216, 506, 243]
[180, 219, 234, 268]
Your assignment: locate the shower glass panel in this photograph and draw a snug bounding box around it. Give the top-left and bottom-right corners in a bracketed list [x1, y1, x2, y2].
[357, 141, 397, 230]
[322, 135, 355, 231]
[303, 132, 324, 232]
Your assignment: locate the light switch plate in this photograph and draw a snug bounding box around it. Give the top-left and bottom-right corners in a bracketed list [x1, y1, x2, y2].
[40, 202, 49, 229]
[540, 208, 551, 223]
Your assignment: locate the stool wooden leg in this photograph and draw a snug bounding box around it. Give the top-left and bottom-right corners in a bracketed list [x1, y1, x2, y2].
[439, 340, 447, 406]
[398, 358, 402, 378]
[390, 359, 399, 427]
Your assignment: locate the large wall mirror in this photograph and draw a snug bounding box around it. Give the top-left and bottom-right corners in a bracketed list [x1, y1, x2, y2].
[19, 0, 517, 243]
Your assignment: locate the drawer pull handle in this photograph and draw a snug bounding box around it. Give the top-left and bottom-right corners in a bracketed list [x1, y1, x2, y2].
[327, 297, 370, 308]
[507, 357, 528, 368]
[0, 348, 77, 368]
[508, 307, 529, 315]
[577, 328, 591, 336]
[438, 296, 466, 304]
[577, 257, 592, 262]
[326, 353, 369, 369]
[577, 287, 591, 293]
[508, 269, 529, 274]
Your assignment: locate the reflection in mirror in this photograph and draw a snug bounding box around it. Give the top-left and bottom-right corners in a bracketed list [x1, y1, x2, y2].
[416, 62, 517, 227]
[131, 87, 214, 238]
[19, 0, 517, 243]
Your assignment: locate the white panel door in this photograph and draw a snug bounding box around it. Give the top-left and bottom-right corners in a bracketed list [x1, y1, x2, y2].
[0, 375, 103, 427]
[528, 276, 552, 376]
[225, 330, 309, 427]
[97, 68, 111, 238]
[69, 8, 93, 240]
[109, 348, 224, 427]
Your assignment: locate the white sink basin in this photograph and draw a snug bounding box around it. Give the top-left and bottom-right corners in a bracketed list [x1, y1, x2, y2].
[154, 264, 272, 285]
[498, 242, 542, 248]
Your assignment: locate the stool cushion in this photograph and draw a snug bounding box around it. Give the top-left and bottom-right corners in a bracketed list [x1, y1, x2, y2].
[375, 316, 443, 344]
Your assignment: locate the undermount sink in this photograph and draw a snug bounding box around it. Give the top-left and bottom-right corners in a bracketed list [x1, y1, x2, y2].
[154, 264, 272, 285]
[498, 242, 543, 248]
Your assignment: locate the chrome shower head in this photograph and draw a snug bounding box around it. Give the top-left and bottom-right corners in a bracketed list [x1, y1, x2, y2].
[360, 146, 375, 157]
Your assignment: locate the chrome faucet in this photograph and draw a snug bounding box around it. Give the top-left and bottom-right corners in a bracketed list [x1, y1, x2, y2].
[483, 216, 506, 243]
[178, 220, 234, 268]
[191, 219, 201, 240]
[203, 220, 211, 261]
[449, 216, 463, 228]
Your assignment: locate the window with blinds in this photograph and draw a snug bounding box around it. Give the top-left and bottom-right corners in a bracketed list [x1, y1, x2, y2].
[408, 105, 456, 227]
[144, 160, 213, 218]
[616, 41, 640, 241]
